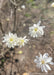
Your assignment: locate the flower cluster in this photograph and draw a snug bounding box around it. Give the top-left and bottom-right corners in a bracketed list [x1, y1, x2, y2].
[2, 32, 29, 48]
[2, 21, 54, 73]
[3, 21, 45, 48]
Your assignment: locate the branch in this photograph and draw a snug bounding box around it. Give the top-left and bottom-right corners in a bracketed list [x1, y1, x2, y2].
[10, 0, 18, 6]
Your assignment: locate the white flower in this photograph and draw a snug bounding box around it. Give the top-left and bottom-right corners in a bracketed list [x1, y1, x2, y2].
[21, 5, 25, 9]
[34, 53, 54, 73]
[51, 2, 54, 7]
[2, 32, 18, 48]
[29, 21, 45, 38]
[17, 36, 29, 48]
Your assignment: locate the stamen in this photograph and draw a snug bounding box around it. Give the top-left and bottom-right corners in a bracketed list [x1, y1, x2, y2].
[41, 60, 45, 64]
[10, 38, 14, 42]
[34, 28, 38, 31]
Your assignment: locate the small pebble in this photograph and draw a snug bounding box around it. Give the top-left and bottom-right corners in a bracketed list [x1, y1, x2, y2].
[17, 8, 22, 12]
[6, 18, 10, 21]
[23, 24, 26, 27]
[23, 73, 29, 75]
[18, 51, 23, 54]
[33, 45, 36, 48]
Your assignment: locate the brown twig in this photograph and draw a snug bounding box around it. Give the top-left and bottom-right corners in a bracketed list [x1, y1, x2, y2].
[13, 6, 17, 33]
[0, 22, 5, 34]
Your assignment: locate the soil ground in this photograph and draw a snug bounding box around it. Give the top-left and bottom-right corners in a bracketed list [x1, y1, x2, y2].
[0, 0, 54, 75]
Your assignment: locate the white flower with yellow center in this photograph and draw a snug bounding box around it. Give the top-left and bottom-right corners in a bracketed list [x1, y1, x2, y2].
[2, 32, 18, 48]
[17, 36, 29, 48]
[34, 53, 54, 72]
[29, 21, 45, 38]
[51, 2, 54, 7]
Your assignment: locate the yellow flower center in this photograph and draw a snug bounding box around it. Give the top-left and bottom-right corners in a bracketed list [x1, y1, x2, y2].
[21, 39, 24, 43]
[10, 38, 14, 42]
[34, 28, 38, 31]
[41, 60, 45, 64]
[20, 39, 24, 45]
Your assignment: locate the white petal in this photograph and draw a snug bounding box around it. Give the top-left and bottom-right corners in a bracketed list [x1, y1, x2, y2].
[33, 24, 37, 27]
[49, 62, 54, 65]
[39, 53, 43, 59]
[51, 3, 54, 7]
[41, 26, 45, 29]
[36, 56, 39, 59]
[9, 32, 11, 36]
[43, 65, 48, 72]
[39, 28, 44, 35]
[37, 21, 41, 26]
[34, 59, 40, 64]
[34, 59, 37, 63]
[24, 36, 27, 39]
[41, 65, 44, 72]
[2, 40, 5, 42]
[46, 57, 52, 63]
[45, 64, 51, 70]
[43, 53, 49, 59]
[36, 31, 42, 37]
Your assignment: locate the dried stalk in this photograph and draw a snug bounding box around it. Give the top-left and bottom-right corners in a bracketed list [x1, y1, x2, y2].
[10, 0, 18, 33]
[40, 0, 48, 22]
[0, 22, 5, 34]
[13, 7, 17, 32]
[10, 0, 18, 6]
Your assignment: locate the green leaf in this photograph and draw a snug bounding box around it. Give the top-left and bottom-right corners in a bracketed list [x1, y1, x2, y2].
[1, 59, 5, 62]
[25, 13, 31, 17]
[50, 31, 54, 34]
[33, 6, 38, 8]
[27, 0, 34, 3]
